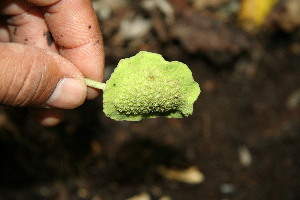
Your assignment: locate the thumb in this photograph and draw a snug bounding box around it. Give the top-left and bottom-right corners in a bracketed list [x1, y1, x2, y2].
[0, 43, 87, 109]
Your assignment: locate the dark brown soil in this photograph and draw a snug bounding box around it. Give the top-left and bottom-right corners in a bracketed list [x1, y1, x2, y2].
[0, 0, 299, 199]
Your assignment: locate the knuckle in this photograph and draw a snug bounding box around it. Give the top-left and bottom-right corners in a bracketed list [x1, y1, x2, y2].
[0, 56, 56, 107]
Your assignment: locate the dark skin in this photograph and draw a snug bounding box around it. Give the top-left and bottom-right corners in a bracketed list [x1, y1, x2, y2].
[0, 0, 105, 126]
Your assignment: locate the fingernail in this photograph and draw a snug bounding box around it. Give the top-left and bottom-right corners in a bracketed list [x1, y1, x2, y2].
[46, 78, 87, 109]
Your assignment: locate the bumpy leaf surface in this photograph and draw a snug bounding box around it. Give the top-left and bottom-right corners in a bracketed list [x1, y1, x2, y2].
[103, 51, 200, 121]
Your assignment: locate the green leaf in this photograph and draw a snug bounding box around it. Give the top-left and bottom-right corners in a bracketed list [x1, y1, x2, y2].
[103, 51, 200, 121]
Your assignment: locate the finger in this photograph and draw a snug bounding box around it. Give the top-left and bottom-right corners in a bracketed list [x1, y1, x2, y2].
[0, 25, 9, 42]
[40, 0, 105, 99]
[1, 0, 64, 125]
[1, 1, 64, 125]
[0, 17, 10, 42]
[30, 104, 65, 126]
[0, 0, 28, 15]
[31, 108, 64, 127]
[0, 43, 87, 108]
[3, 1, 58, 51]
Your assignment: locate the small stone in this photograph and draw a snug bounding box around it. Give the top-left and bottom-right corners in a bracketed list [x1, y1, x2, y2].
[92, 195, 103, 200]
[220, 183, 236, 194]
[239, 145, 252, 167]
[157, 166, 204, 184]
[286, 90, 300, 110]
[159, 195, 172, 200]
[125, 192, 151, 200]
[77, 187, 89, 199]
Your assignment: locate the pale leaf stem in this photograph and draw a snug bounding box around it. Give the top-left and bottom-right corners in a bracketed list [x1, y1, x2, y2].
[84, 78, 106, 90]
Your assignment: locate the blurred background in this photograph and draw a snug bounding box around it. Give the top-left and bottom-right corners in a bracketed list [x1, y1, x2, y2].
[0, 0, 300, 199]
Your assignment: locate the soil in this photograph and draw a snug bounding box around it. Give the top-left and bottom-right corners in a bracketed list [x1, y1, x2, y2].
[0, 0, 300, 199]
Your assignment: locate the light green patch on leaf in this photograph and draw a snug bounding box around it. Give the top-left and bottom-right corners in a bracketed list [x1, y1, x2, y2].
[102, 51, 200, 121]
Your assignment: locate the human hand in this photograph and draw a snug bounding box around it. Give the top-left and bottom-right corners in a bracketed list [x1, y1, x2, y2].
[0, 0, 104, 126]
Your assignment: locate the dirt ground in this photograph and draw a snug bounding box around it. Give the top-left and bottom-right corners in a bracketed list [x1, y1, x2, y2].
[0, 0, 300, 199]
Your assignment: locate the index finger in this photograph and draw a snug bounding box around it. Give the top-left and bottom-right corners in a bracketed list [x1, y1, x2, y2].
[27, 0, 105, 98]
